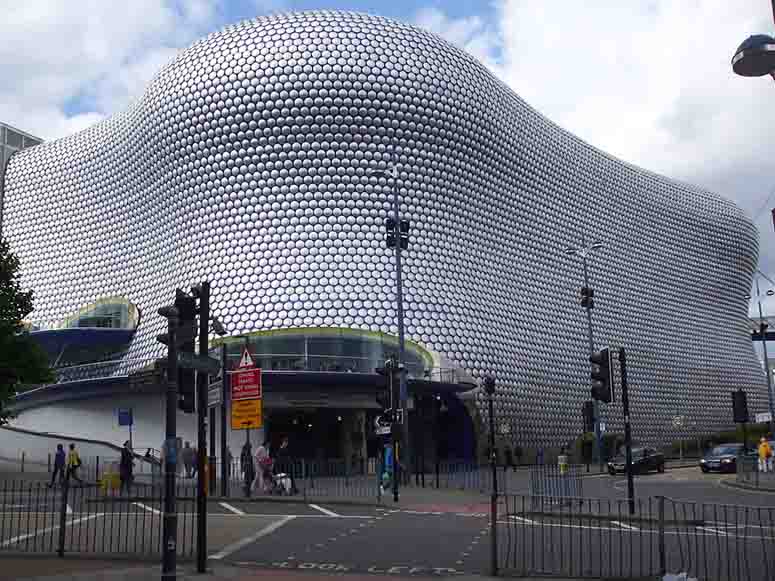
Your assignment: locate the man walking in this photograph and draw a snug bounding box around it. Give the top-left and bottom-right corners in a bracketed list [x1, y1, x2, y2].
[120, 440, 134, 494]
[240, 441, 255, 497]
[66, 443, 83, 484]
[182, 441, 195, 478]
[48, 444, 66, 488]
[758, 437, 773, 473]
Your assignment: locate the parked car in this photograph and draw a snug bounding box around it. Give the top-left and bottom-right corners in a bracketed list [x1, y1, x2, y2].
[699, 443, 757, 473]
[607, 447, 665, 475]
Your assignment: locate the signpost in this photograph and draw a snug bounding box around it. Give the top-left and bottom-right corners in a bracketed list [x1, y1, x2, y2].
[118, 408, 133, 449]
[177, 351, 221, 375]
[207, 381, 222, 408]
[228, 347, 263, 439]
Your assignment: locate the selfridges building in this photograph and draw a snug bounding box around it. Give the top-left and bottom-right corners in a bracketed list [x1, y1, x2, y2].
[1, 11, 766, 446]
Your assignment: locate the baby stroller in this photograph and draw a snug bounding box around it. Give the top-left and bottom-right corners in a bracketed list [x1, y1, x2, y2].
[259, 456, 292, 495]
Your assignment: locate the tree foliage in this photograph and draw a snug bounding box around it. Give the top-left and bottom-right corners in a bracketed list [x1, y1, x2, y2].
[0, 237, 53, 424]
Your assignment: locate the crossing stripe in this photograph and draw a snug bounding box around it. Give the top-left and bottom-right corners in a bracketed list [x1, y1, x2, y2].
[209, 516, 295, 560]
[133, 502, 161, 515]
[0, 513, 104, 548]
[219, 502, 246, 516]
[611, 520, 639, 531]
[308, 503, 339, 517]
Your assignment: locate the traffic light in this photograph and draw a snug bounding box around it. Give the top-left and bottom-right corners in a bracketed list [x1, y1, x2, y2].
[590, 348, 613, 403]
[375, 358, 396, 410]
[583, 400, 595, 433]
[580, 287, 594, 309]
[175, 289, 197, 413]
[732, 389, 749, 423]
[384, 217, 410, 249]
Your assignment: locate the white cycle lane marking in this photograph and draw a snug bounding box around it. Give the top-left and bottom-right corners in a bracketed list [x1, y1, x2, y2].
[308, 503, 339, 517]
[219, 502, 246, 516]
[209, 515, 296, 560]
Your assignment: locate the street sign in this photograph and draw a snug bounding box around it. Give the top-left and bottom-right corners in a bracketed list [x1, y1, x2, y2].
[231, 368, 262, 401]
[238, 347, 255, 369]
[117, 408, 133, 427]
[177, 351, 221, 375]
[231, 399, 262, 430]
[755, 412, 773, 423]
[375, 411, 392, 429]
[375, 426, 391, 436]
[207, 381, 222, 407]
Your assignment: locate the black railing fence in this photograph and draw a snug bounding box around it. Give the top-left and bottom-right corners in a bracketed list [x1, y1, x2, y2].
[0, 479, 196, 558]
[497, 494, 775, 581]
[737, 455, 775, 490]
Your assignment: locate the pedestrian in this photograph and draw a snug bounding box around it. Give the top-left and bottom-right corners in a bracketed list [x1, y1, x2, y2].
[503, 446, 514, 472]
[191, 446, 199, 479]
[66, 443, 83, 484]
[120, 440, 134, 494]
[226, 447, 234, 479]
[182, 441, 194, 478]
[758, 437, 773, 473]
[537, 447, 544, 466]
[48, 444, 66, 488]
[240, 441, 255, 497]
[558, 446, 569, 475]
[276, 436, 298, 494]
[255, 439, 271, 493]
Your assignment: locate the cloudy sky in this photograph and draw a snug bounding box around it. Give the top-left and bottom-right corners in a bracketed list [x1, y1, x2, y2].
[3, 0, 775, 312]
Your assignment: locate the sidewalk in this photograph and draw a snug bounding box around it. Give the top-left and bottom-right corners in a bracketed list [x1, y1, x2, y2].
[3, 559, 592, 581]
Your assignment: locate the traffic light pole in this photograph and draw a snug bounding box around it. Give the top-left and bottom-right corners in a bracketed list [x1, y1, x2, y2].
[391, 364, 400, 503]
[755, 277, 775, 437]
[195, 282, 209, 573]
[161, 313, 179, 581]
[220, 346, 229, 497]
[389, 164, 410, 484]
[619, 347, 635, 515]
[581, 251, 603, 473]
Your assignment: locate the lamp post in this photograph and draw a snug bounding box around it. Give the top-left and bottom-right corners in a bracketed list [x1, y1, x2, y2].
[371, 154, 411, 478]
[564, 238, 605, 471]
[483, 376, 498, 577]
[749, 273, 775, 437]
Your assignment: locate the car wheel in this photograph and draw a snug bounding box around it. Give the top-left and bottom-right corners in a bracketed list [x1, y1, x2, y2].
[657, 463, 665, 473]
[608, 468, 615, 476]
[700, 467, 709, 474]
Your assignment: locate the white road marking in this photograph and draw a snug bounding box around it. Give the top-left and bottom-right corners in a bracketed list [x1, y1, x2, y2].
[209, 515, 296, 560]
[65, 504, 73, 515]
[0, 513, 104, 548]
[308, 503, 339, 517]
[611, 520, 639, 531]
[509, 515, 537, 524]
[219, 502, 246, 516]
[133, 502, 161, 515]
[697, 526, 729, 536]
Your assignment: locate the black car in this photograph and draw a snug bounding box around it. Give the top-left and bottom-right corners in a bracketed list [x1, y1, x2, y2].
[607, 447, 665, 475]
[699, 443, 756, 473]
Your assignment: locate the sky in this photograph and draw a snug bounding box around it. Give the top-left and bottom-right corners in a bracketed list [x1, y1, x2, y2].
[3, 0, 775, 315]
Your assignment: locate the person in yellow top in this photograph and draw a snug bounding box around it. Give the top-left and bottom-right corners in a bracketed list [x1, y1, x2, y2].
[758, 437, 773, 473]
[66, 442, 84, 484]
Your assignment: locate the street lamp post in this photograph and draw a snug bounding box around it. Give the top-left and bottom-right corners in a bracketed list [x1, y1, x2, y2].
[565, 238, 605, 471]
[751, 274, 775, 436]
[371, 155, 411, 482]
[483, 376, 498, 577]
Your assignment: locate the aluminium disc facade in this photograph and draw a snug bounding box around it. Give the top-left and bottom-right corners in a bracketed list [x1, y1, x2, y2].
[0, 11, 766, 446]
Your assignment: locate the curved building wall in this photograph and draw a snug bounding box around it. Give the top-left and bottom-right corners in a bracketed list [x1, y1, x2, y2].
[0, 11, 765, 446]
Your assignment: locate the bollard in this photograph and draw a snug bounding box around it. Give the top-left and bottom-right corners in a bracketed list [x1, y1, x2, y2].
[95, 456, 100, 483]
[21, 451, 25, 473]
[48, 453, 52, 473]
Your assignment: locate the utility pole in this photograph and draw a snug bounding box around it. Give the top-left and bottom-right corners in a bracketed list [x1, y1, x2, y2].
[619, 347, 635, 515]
[158, 305, 179, 581]
[195, 281, 209, 573]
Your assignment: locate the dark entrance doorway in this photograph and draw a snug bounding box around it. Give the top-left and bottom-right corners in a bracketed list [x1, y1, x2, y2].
[265, 409, 345, 460]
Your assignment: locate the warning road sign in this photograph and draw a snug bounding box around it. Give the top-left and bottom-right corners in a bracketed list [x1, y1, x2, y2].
[231, 368, 261, 400]
[231, 399, 262, 430]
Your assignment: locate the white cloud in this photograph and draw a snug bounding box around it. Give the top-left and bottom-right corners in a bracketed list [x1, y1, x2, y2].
[414, 1, 775, 312]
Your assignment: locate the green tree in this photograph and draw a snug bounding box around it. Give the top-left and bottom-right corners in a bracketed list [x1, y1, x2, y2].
[0, 237, 53, 424]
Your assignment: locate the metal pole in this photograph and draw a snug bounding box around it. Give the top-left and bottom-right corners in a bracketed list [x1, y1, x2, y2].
[162, 315, 179, 581]
[620, 347, 635, 515]
[390, 160, 411, 478]
[196, 281, 209, 573]
[756, 277, 775, 436]
[488, 392, 498, 576]
[220, 345, 229, 497]
[209, 406, 216, 495]
[391, 363, 400, 503]
[581, 247, 603, 472]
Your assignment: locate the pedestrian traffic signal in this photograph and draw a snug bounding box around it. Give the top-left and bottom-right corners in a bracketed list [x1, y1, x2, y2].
[583, 400, 595, 433]
[385, 217, 397, 248]
[399, 219, 410, 250]
[732, 389, 749, 423]
[590, 348, 613, 403]
[580, 286, 594, 309]
[384, 217, 410, 249]
[175, 289, 197, 414]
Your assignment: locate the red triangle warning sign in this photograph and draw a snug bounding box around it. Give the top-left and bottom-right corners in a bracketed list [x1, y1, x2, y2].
[238, 347, 255, 369]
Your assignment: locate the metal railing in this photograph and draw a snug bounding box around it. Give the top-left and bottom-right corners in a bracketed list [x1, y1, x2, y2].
[497, 494, 775, 580]
[737, 455, 775, 490]
[0, 479, 196, 557]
